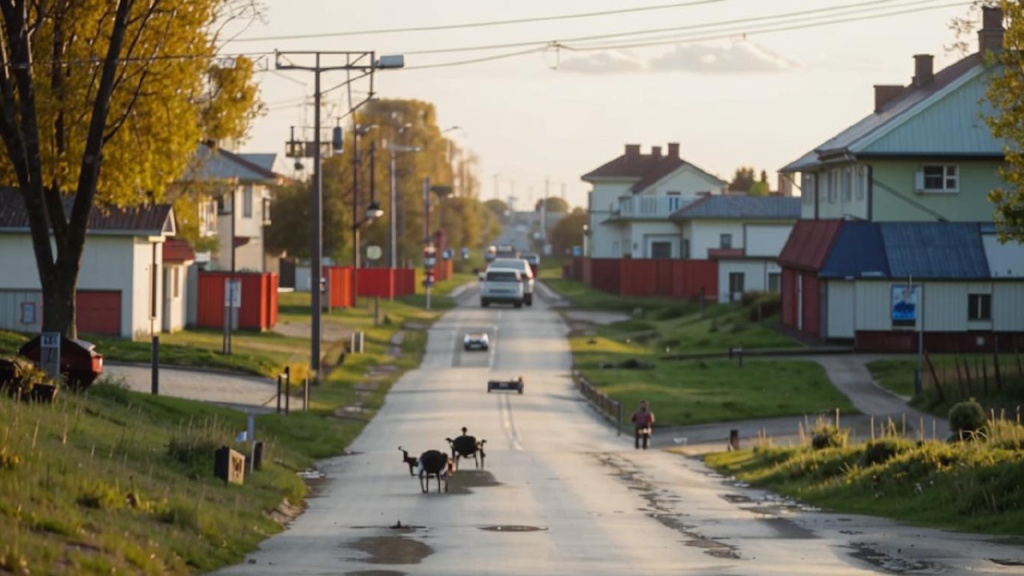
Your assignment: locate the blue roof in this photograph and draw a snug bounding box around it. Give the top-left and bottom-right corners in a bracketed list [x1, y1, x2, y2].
[880, 222, 990, 279]
[820, 222, 889, 278]
[670, 195, 800, 221]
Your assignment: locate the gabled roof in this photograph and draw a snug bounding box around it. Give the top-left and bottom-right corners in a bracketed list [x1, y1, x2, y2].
[670, 195, 800, 221]
[778, 220, 842, 271]
[781, 52, 999, 173]
[881, 222, 989, 279]
[581, 144, 726, 193]
[0, 188, 174, 236]
[184, 142, 284, 184]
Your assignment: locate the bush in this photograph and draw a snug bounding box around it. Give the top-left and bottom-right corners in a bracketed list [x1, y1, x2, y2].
[811, 418, 849, 450]
[949, 399, 986, 436]
[862, 439, 905, 466]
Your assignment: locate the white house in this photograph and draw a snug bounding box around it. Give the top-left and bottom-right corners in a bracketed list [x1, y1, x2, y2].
[0, 188, 177, 339]
[582, 143, 727, 259]
[161, 238, 195, 333]
[670, 195, 800, 302]
[185, 142, 283, 273]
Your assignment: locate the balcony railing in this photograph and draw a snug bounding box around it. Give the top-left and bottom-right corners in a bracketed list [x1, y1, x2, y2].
[611, 195, 692, 220]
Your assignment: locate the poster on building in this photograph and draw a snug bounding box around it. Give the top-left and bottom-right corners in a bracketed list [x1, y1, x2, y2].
[891, 284, 918, 327]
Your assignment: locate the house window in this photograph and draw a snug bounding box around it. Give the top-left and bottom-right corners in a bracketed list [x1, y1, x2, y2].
[728, 272, 745, 301]
[199, 200, 217, 236]
[651, 241, 671, 259]
[855, 166, 867, 200]
[919, 165, 958, 193]
[262, 197, 272, 225]
[801, 173, 815, 205]
[827, 169, 838, 203]
[217, 195, 231, 215]
[243, 187, 253, 218]
[720, 234, 732, 249]
[842, 167, 853, 202]
[968, 294, 991, 321]
[768, 272, 781, 293]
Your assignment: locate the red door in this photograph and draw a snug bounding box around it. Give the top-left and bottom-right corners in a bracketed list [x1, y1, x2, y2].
[77, 291, 122, 335]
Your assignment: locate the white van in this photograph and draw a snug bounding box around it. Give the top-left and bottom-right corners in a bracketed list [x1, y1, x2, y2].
[487, 258, 534, 306]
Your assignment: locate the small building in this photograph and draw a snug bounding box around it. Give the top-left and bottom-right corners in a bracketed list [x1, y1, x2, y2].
[582, 143, 727, 259]
[671, 195, 800, 302]
[0, 188, 177, 339]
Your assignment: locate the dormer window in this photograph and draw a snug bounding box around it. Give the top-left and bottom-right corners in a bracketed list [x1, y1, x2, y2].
[916, 164, 958, 193]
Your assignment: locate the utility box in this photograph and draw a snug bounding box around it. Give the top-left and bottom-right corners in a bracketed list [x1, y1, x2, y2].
[214, 446, 245, 485]
[252, 441, 265, 471]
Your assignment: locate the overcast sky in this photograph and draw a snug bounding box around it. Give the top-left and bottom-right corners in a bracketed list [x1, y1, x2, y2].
[226, 0, 981, 209]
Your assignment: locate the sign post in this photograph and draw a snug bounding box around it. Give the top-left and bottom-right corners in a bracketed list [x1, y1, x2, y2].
[223, 278, 242, 355]
[40, 332, 61, 381]
[423, 243, 436, 310]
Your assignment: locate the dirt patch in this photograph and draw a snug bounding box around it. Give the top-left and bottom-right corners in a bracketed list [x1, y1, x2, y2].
[848, 542, 941, 573]
[448, 469, 500, 494]
[348, 536, 433, 565]
[345, 571, 406, 576]
[267, 497, 304, 526]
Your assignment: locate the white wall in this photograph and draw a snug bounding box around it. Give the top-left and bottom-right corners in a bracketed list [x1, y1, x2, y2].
[129, 239, 161, 339]
[993, 282, 1024, 331]
[983, 234, 1024, 278]
[746, 224, 794, 258]
[628, 221, 679, 258]
[643, 166, 724, 196]
[855, 281, 905, 331]
[691, 221, 745, 259]
[163, 263, 187, 332]
[826, 280, 855, 338]
[589, 180, 632, 258]
[717, 260, 780, 303]
[0, 289, 43, 333]
[215, 184, 268, 272]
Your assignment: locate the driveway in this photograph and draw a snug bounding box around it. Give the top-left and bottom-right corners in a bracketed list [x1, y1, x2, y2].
[102, 363, 285, 413]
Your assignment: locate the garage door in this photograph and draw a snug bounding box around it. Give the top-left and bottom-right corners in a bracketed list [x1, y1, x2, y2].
[77, 291, 121, 336]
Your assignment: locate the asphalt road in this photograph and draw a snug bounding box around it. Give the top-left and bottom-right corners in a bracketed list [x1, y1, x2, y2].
[213, 292, 1024, 575]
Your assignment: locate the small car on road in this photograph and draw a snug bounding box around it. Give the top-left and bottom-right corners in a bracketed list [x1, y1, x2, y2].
[463, 332, 490, 351]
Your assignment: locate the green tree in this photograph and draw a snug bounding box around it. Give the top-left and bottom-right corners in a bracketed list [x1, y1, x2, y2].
[535, 197, 569, 213]
[0, 0, 260, 337]
[549, 208, 588, 256]
[986, 1, 1024, 241]
[749, 170, 771, 196]
[728, 167, 756, 192]
[484, 199, 509, 219]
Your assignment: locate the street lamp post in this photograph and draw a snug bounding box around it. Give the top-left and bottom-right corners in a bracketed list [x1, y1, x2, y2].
[352, 126, 383, 306]
[275, 50, 402, 385]
[387, 139, 420, 271]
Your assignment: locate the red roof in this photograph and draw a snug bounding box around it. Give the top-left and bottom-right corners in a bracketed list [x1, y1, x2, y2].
[778, 220, 842, 271]
[581, 144, 724, 193]
[163, 238, 196, 263]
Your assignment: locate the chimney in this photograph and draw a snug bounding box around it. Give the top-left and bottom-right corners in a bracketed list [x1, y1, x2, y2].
[777, 173, 793, 197]
[624, 144, 641, 159]
[651, 146, 662, 159]
[873, 85, 903, 113]
[667, 142, 680, 158]
[912, 54, 933, 86]
[978, 5, 1004, 54]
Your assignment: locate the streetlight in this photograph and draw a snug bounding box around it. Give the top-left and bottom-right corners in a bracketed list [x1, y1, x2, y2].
[352, 124, 384, 306]
[387, 139, 420, 270]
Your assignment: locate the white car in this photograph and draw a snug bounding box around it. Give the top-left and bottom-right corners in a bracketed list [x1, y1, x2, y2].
[463, 333, 490, 351]
[487, 258, 534, 306]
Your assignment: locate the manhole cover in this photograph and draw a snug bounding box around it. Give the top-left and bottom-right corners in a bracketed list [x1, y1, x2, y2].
[479, 525, 548, 532]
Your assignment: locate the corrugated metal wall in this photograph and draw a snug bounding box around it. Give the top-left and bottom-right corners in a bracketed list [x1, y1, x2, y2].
[196, 271, 277, 331]
[0, 289, 42, 333]
[994, 282, 1024, 331]
[826, 280, 855, 338]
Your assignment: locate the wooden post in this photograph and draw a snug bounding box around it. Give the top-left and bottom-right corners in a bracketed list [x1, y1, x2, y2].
[981, 357, 988, 396]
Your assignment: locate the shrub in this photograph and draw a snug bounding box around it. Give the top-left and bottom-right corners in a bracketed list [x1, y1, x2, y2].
[949, 399, 986, 436]
[811, 419, 849, 450]
[862, 439, 905, 466]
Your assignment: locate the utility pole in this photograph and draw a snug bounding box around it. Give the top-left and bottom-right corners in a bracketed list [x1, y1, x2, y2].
[276, 50, 403, 386]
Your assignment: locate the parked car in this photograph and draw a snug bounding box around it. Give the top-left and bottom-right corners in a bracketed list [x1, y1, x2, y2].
[480, 268, 524, 308]
[463, 332, 490, 351]
[487, 258, 534, 306]
[522, 253, 540, 277]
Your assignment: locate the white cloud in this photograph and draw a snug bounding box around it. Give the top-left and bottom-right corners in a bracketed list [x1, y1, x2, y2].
[558, 41, 800, 75]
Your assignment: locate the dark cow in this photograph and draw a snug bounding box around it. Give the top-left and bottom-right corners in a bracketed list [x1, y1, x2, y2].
[446, 426, 486, 470]
[416, 449, 454, 493]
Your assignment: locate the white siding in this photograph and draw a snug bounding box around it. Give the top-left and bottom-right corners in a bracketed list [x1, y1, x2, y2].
[646, 166, 725, 196]
[589, 180, 633, 258]
[717, 260, 778, 303]
[691, 221, 745, 259]
[920, 282, 967, 332]
[0, 289, 42, 333]
[163, 263, 187, 333]
[745, 224, 793, 258]
[826, 280, 855, 338]
[129, 240, 162, 340]
[994, 282, 1024, 331]
[855, 281, 902, 331]
[629, 221, 678, 258]
[983, 235, 1024, 278]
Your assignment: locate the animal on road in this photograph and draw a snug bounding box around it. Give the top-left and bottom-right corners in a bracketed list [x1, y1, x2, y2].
[446, 427, 486, 470]
[415, 449, 454, 493]
[398, 446, 418, 476]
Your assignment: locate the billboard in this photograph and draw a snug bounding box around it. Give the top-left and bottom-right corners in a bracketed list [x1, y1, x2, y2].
[891, 284, 918, 327]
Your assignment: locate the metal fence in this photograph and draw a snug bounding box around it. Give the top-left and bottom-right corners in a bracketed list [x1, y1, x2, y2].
[575, 371, 621, 436]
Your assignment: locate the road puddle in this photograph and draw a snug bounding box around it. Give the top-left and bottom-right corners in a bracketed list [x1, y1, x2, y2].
[479, 525, 548, 532]
[348, 535, 433, 565]
[447, 469, 500, 494]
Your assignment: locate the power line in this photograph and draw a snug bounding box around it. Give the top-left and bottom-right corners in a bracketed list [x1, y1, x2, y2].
[229, 0, 726, 43]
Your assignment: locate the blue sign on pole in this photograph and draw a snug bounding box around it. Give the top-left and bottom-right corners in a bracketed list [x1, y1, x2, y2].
[891, 284, 918, 327]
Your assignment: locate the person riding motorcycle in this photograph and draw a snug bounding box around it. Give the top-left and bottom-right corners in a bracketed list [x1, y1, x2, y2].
[630, 400, 655, 450]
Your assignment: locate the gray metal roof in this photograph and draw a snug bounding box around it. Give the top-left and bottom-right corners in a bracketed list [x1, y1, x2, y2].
[670, 195, 800, 221]
[184, 143, 283, 184]
[880, 222, 990, 279]
[0, 187, 174, 236]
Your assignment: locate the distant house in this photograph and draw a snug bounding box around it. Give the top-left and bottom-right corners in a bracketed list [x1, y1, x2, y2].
[777, 6, 1024, 351]
[0, 188, 177, 339]
[671, 195, 800, 302]
[582, 143, 727, 259]
[183, 142, 284, 273]
[161, 238, 195, 333]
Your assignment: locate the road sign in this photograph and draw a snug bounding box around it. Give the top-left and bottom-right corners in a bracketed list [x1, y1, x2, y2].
[40, 331, 61, 380]
[366, 245, 382, 261]
[225, 279, 242, 308]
